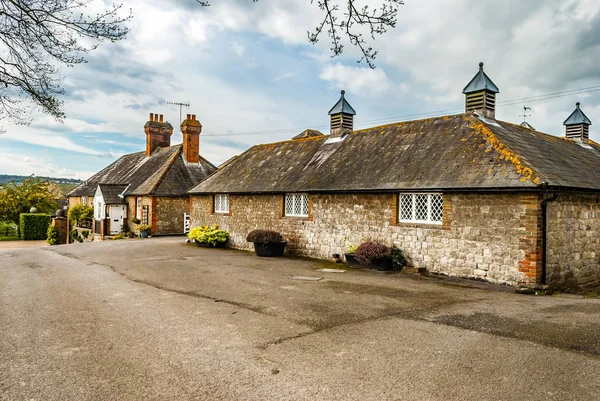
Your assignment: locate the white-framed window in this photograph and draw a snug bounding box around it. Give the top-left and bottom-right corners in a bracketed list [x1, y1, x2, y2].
[96, 202, 102, 220]
[399, 193, 443, 224]
[81, 196, 88, 205]
[214, 194, 230, 213]
[285, 193, 309, 217]
[136, 197, 142, 219]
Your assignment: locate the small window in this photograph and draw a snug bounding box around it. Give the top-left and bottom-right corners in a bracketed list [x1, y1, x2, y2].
[82, 196, 88, 205]
[214, 194, 229, 213]
[399, 193, 443, 224]
[285, 193, 309, 217]
[96, 202, 102, 220]
[136, 197, 142, 219]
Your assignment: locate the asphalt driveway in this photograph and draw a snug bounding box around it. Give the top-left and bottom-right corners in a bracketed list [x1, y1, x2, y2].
[1, 237, 599, 400]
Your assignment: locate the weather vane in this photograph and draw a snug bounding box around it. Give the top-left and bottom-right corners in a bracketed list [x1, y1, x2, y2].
[519, 106, 532, 124]
[167, 101, 190, 125]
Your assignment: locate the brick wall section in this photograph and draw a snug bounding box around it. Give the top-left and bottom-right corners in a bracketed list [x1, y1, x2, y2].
[546, 193, 600, 291]
[191, 192, 542, 286]
[518, 193, 543, 282]
[126, 196, 153, 233]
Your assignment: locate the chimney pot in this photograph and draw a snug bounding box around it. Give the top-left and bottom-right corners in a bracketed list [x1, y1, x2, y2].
[186, 114, 191, 120]
[192, 114, 196, 120]
[150, 113, 154, 121]
[159, 114, 163, 122]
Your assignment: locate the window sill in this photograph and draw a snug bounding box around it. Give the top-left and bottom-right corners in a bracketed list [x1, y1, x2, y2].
[396, 221, 443, 229]
[283, 215, 310, 220]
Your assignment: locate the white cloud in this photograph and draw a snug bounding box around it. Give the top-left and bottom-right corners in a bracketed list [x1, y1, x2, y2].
[232, 41, 245, 57]
[319, 63, 393, 96]
[0, 153, 94, 179]
[271, 72, 296, 83]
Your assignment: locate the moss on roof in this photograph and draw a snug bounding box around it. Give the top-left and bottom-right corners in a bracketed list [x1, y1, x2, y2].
[189, 113, 600, 194]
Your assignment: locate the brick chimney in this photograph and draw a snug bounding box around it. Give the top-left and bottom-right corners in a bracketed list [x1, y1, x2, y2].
[328, 90, 356, 137]
[463, 62, 500, 119]
[564, 102, 592, 144]
[180, 113, 202, 163]
[144, 113, 173, 156]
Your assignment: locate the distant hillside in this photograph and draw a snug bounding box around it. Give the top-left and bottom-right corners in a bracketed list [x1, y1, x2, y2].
[0, 174, 82, 185]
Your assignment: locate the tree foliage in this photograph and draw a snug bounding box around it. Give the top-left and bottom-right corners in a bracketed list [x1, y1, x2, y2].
[0, 0, 131, 126]
[67, 203, 93, 227]
[0, 176, 57, 229]
[197, 0, 403, 68]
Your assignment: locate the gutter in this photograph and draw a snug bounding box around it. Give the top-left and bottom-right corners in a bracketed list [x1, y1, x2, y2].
[540, 192, 558, 284]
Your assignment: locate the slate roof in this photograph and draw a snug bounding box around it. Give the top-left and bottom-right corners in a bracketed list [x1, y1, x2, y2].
[68, 144, 216, 198]
[188, 113, 600, 194]
[463, 63, 500, 94]
[328, 90, 356, 115]
[564, 102, 592, 126]
[98, 184, 128, 204]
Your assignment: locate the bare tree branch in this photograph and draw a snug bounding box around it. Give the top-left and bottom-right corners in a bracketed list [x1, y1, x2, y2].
[198, 0, 403, 69]
[0, 0, 131, 128]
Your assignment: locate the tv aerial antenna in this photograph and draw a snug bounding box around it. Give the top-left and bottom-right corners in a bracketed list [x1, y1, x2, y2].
[167, 101, 190, 125]
[519, 106, 532, 124]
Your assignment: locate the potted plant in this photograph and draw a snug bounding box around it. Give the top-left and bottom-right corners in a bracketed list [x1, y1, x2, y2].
[354, 241, 393, 271]
[131, 217, 141, 224]
[246, 229, 287, 257]
[187, 225, 229, 247]
[343, 237, 363, 268]
[138, 224, 151, 238]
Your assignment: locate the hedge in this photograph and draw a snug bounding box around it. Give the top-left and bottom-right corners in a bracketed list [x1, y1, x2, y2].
[20, 213, 52, 240]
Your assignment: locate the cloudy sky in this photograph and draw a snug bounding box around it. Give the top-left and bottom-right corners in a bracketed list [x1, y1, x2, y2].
[1, 0, 600, 179]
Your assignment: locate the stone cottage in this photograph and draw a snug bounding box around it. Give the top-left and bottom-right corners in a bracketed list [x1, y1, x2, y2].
[188, 63, 600, 291]
[67, 113, 216, 237]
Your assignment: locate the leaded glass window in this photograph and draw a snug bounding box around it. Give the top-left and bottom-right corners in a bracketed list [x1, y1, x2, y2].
[399, 193, 443, 224]
[285, 193, 309, 217]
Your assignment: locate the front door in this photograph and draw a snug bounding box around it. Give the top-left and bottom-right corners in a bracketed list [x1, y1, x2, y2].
[109, 205, 126, 235]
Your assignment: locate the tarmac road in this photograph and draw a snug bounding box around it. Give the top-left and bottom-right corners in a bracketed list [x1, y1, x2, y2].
[1, 237, 599, 400]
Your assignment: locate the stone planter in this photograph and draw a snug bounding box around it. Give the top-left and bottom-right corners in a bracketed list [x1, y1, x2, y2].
[140, 230, 149, 238]
[253, 241, 287, 257]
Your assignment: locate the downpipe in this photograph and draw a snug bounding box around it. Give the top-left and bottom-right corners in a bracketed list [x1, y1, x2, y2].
[540, 192, 558, 285]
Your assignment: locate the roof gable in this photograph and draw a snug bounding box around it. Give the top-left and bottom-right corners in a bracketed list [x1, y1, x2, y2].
[68, 144, 217, 198]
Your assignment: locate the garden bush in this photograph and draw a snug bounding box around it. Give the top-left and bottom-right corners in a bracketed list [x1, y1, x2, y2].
[19, 213, 51, 240]
[68, 204, 94, 227]
[188, 225, 229, 246]
[355, 241, 391, 266]
[46, 225, 59, 245]
[246, 229, 283, 244]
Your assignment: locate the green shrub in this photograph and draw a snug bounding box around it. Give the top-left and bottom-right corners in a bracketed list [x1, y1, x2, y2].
[47, 225, 59, 245]
[69, 229, 83, 243]
[137, 224, 151, 233]
[112, 233, 124, 240]
[19, 213, 51, 240]
[131, 217, 141, 224]
[81, 230, 89, 239]
[188, 225, 229, 246]
[391, 245, 406, 270]
[68, 204, 94, 226]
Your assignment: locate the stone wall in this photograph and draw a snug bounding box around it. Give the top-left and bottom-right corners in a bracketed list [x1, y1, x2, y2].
[547, 193, 600, 291]
[190, 192, 541, 286]
[153, 197, 189, 235]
